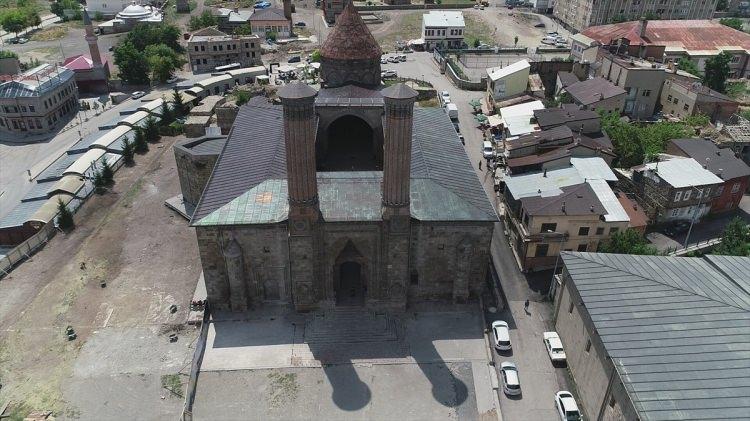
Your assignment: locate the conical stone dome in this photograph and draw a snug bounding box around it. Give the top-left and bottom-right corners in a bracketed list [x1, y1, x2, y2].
[320, 1, 382, 88]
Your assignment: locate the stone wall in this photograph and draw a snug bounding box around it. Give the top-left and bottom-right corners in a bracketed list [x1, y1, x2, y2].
[216, 104, 239, 135]
[174, 143, 220, 207]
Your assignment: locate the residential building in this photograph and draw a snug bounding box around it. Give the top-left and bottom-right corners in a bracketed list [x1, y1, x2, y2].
[0, 64, 78, 135]
[214, 8, 254, 34]
[569, 32, 598, 63]
[666, 138, 750, 213]
[721, 114, 750, 165]
[422, 11, 465, 51]
[530, 0, 552, 13]
[96, 2, 163, 34]
[596, 52, 667, 120]
[322, 0, 346, 24]
[63, 9, 109, 94]
[187, 27, 262, 74]
[629, 155, 724, 223]
[498, 100, 544, 138]
[85, 0, 133, 18]
[727, 0, 750, 16]
[554, 71, 579, 95]
[486, 60, 530, 103]
[582, 20, 750, 78]
[503, 157, 629, 271]
[553, 252, 750, 421]
[534, 105, 600, 133]
[561, 77, 626, 113]
[660, 79, 739, 123]
[249, 7, 292, 39]
[554, 0, 719, 32]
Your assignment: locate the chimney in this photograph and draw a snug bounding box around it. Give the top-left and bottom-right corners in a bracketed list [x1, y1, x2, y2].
[639, 17, 648, 38]
[283, 0, 292, 21]
[278, 82, 320, 216]
[381, 83, 418, 216]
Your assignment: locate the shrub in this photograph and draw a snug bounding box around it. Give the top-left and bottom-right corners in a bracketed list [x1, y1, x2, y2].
[57, 199, 74, 231]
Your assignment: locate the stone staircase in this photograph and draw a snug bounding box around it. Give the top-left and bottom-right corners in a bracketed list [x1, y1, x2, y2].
[303, 307, 402, 344]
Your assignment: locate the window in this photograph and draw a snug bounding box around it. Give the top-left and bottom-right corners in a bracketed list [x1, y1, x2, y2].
[194, 46, 199, 51]
[732, 182, 741, 193]
[540, 223, 557, 233]
[410, 271, 419, 285]
[201, 45, 205, 51]
[609, 227, 619, 234]
[667, 95, 672, 101]
[577, 244, 588, 252]
[585, 339, 591, 352]
[535, 244, 549, 257]
[683, 104, 689, 111]
[683, 190, 691, 200]
[695, 188, 703, 199]
[674, 191, 682, 202]
[642, 90, 651, 97]
[29, 105, 34, 112]
[717, 185, 725, 195]
[213, 45, 217, 51]
[578, 227, 590, 236]
[732, 55, 741, 63]
[568, 301, 574, 314]
[596, 227, 604, 235]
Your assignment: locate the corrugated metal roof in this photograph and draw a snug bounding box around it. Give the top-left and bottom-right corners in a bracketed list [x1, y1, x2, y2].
[64, 149, 106, 176]
[22, 180, 57, 202]
[486, 60, 530, 82]
[640, 156, 724, 188]
[192, 97, 497, 224]
[91, 125, 132, 152]
[68, 132, 104, 154]
[588, 179, 629, 222]
[570, 157, 618, 181]
[36, 151, 85, 182]
[0, 199, 46, 228]
[562, 252, 750, 421]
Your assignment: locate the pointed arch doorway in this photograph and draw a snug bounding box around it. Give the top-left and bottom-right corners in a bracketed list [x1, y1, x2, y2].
[334, 241, 368, 306]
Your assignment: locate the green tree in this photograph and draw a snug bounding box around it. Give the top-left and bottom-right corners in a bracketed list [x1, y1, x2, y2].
[233, 24, 253, 35]
[145, 43, 185, 83]
[25, 9, 40, 28]
[0, 50, 18, 59]
[188, 10, 217, 31]
[719, 17, 744, 31]
[677, 58, 701, 77]
[100, 159, 114, 186]
[160, 101, 174, 126]
[113, 41, 150, 85]
[472, 38, 480, 48]
[56, 199, 74, 231]
[121, 136, 135, 166]
[1, 9, 29, 37]
[703, 51, 732, 93]
[713, 217, 750, 256]
[50, 0, 81, 20]
[143, 116, 160, 143]
[266, 31, 277, 41]
[172, 88, 186, 117]
[133, 127, 149, 153]
[234, 89, 251, 106]
[558, 91, 573, 104]
[598, 229, 658, 255]
[310, 49, 321, 63]
[93, 169, 106, 194]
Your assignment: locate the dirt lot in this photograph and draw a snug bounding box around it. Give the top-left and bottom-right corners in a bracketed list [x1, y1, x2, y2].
[0, 136, 200, 418]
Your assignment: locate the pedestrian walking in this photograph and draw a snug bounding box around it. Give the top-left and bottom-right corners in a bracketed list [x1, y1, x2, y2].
[478, 160, 482, 170]
[524, 299, 530, 313]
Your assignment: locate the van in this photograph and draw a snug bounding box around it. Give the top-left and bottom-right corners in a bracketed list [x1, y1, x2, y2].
[483, 141, 495, 159]
[445, 103, 458, 119]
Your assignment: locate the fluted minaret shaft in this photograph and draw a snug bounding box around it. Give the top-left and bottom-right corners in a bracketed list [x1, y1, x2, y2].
[279, 83, 319, 208]
[382, 83, 418, 209]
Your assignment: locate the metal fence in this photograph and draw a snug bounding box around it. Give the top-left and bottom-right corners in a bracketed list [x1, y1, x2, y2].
[0, 221, 57, 279]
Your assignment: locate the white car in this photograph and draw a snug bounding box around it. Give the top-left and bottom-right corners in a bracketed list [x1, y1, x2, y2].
[381, 57, 388, 64]
[381, 70, 397, 78]
[166, 75, 179, 84]
[131, 91, 146, 99]
[483, 141, 495, 159]
[555, 391, 582, 421]
[543, 332, 567, 363]
[500, 362, 521, 396]
[491, 320, 511, 351]
[541, 37, 557, 45]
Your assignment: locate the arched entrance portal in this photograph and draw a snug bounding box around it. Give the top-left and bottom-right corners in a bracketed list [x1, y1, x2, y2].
[319, 115, 381, 171]
[337, 261, 364, 306]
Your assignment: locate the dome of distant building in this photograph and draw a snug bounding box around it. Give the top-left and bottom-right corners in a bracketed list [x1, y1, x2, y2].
[117, 2, 152, 19]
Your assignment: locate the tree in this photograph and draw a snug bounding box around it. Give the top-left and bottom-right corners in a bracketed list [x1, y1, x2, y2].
[133, 127, 149, 153]
[143, 116, 160, 143]
[172, 88, 186, 117]
[50, 0, 81, 20]
[703, 52, 732, 93]
[266, 31, 277, 41]
[598, 229, 658, 255]
[100, 159, 114, 186]
[514, 35, 519, 47]
[677, 58, 700, 77]
[26, 10, 40, 29]
[472, 38, 480, 48]
[188, 10, 217, 31]
[234, 89, 251, 106]
[56, 199, 74, 231]
[121, 136, 135, 166]
[713, 217, 750, 256]
[145, 43, 185, 83]
[1, 9, 29, 37]
[310, 49, 321, 63]
[719, 17, 743, 31]
[160, 101, 174, 126]
[93, 169, 106, 194]
[114, 41, 150, 85]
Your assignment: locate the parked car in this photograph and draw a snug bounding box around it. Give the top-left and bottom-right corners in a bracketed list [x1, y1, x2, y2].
[388, 56, 399, 63]
[663, 220, 691, 237]
[254, 1, 271, 8]
[477, 43, 492, 50]
[555, 42, 568, 48]
[543, 332, 567, 363]
[555, 391, 582, 421]
[381, 57, 388, 64]
[294, 21, 306, 27]
[17, 37, 28, 44]
[288, 56, 301, 63]
[500, 362, 521, 396]
[458, 134, 465, 144]
[131, 91, 146, 99]
[483, 141, 495, 159]
[397, 54, 406, 62]
[491, 320, 511, 351]
[535, 22, 546, 28]
[440, 90, 451, 104]
[541, 37, 557, 45]
[381, 70, 397, 78]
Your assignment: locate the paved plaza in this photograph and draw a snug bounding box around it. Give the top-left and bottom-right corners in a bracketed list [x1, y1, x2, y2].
[193, 306, 499, 420]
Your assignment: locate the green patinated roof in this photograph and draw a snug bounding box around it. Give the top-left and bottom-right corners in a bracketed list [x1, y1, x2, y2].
[195, 172, 496, 226]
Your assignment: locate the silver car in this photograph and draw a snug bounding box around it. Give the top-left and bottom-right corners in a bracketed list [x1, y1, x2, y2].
[500, 362, 521, 396]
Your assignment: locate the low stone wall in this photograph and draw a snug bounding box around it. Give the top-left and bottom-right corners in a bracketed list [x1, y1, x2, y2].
[356, 3, 474, 11]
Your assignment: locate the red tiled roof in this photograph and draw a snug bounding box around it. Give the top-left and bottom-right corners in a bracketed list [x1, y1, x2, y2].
[63, 54, 106, 71]
[320, 1, 381, 61]
[581, 20, 750, 52]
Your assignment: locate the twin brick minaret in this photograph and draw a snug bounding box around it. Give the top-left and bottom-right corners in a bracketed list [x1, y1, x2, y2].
[82, 9, 103, 68]
[278, 81, 418, 310]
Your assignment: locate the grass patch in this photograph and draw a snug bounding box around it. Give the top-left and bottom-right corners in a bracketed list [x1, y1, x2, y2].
[267, 371, 299, 409]
[161, 373, 184, 397]
[418, 97, 440, 107]
[726, 81, 750, 100]
[464, 13, 494, 47]
[376, 11, 422, 52]
[30, 26, 68, 42]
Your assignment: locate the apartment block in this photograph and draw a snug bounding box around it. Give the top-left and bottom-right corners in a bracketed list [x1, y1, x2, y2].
[188, 27, 262, 74]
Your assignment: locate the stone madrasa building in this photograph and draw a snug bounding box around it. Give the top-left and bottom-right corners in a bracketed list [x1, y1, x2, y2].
[186, 2, 496, 312]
